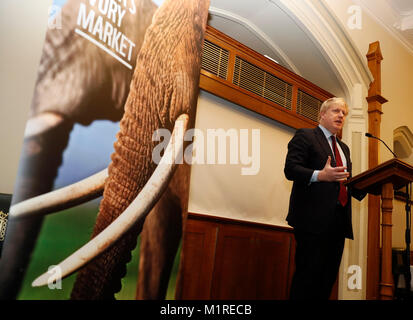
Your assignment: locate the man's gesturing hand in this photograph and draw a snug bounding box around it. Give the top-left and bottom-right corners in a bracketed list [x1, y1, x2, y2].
[317, 156, 350, 182]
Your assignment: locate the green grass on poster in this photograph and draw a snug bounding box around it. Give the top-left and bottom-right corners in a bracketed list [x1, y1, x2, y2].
[17, 203, 180, 300]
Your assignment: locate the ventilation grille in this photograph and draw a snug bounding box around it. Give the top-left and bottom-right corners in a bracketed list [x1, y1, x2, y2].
[232, 56, 292, 110]
[201, 39, 229, 79]
[200, 37, 326, 124]
[297, 90, 322, 122]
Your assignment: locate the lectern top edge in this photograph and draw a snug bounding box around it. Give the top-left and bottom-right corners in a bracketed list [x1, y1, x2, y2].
[345, 158, 413, 196]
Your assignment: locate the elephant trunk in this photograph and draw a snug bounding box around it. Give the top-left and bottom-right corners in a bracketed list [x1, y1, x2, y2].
[70, 0, 210, 299]
[71, 102, 161, 299]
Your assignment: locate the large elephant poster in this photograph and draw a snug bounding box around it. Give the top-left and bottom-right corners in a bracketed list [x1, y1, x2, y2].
[0, 0, 210, 300]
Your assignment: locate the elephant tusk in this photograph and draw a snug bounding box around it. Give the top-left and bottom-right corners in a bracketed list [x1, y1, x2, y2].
[32, 114, 189, 287]
[10, 169, 108, 220]
[24, 112, 65, 138]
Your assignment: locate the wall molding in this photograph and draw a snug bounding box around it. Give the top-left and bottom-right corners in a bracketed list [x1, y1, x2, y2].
[208, 6, 301, 75]
[273, 0, 373, 102]
[394, 126, 413, 158]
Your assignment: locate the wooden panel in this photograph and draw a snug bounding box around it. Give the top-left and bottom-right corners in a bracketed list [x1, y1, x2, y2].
[199, 26, 334, 130]
[177, 218, 218, 299]
[211, 225, 259, 299]
[210, 227, 295, 299]
[255, 229, 295, 299]
[199, 73, 316, 130]
[177, 213, 296, 300]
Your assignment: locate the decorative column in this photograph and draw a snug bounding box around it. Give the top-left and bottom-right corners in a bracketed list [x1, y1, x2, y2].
[380, 182, 394, 299]
[365, 41, 388, 300]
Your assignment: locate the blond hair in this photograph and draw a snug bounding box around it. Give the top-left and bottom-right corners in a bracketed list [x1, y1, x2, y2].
[319, 97, 348, 121]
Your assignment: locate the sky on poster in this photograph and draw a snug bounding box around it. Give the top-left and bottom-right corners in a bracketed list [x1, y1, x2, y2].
[52, 0, 165, 188]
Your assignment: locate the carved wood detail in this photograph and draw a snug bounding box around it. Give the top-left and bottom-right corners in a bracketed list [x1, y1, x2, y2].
[365, 41, 389, 300]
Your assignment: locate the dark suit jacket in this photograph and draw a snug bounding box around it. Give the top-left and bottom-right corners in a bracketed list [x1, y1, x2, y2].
[284, 126, 365, 239]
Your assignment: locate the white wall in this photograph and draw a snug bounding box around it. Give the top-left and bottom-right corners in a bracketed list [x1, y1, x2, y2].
[0, 0, 52, 193]
[189, 90, 295, 227]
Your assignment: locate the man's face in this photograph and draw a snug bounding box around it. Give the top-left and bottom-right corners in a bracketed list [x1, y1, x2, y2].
[319, 103, 347, 135]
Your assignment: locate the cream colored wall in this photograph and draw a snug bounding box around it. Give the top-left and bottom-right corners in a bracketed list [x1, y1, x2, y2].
[188, 90, 294, 227]
[393, 127, 413, 250]
[324, 1, 413, 170]
[324, 0, 413, 298]
[0, 0, 52, 194]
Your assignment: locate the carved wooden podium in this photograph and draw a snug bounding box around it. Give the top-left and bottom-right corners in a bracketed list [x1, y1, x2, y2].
[346, 158, 413, 300]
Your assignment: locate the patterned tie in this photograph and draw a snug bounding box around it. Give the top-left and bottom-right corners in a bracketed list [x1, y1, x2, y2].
[331, 136, 348, 207]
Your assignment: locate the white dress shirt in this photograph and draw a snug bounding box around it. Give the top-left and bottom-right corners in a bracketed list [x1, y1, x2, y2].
[310, 124, 347, 183]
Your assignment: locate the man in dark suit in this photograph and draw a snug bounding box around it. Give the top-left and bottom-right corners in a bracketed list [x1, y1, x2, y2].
[284, 97, 365, 300]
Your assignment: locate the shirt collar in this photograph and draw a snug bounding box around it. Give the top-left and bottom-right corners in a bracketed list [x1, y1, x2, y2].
[318, 124, 335, 140]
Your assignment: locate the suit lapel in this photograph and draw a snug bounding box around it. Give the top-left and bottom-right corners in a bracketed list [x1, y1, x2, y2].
[314, 126, 335, 166]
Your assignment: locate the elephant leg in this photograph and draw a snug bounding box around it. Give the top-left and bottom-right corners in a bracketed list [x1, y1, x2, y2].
[0, 113, 73, 299]
[136, 187, 182, 299]
[136, 164, 189, 299]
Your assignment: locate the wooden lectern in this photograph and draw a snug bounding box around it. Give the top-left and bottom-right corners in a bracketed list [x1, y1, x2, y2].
[346, 158, 413, 300]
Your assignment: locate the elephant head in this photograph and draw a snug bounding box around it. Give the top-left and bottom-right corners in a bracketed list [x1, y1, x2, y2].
[9, 0, 210, 299]
[32, 0, 157, 125]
